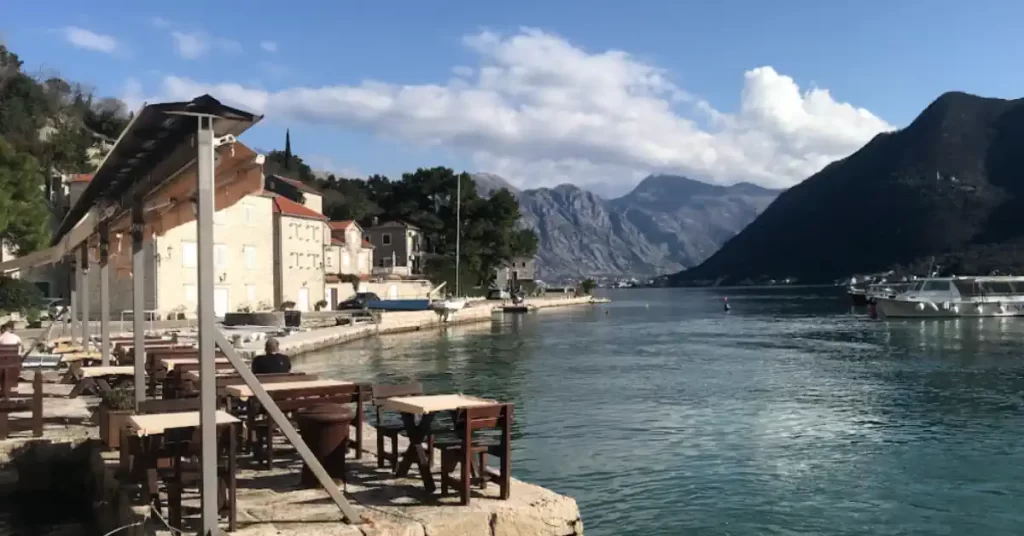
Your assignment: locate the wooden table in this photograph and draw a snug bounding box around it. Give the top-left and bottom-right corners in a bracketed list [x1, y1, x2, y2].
[379, 394, 496, 493]
[127, 410, 240, 531]
[223, 379, 353, 400]
[65, 365, 138, 397]
[160, 357, 229, 371]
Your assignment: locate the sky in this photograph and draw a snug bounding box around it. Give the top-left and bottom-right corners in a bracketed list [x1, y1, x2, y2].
[4, 0, 1023, 197]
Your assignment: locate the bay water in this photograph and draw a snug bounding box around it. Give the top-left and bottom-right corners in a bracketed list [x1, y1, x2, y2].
[298, 286, 1024, 535]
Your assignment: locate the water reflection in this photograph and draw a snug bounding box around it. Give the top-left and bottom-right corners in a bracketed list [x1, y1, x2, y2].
[296, 287, 1024, 536]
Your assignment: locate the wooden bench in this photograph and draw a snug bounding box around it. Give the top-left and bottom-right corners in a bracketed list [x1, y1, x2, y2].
[247, 383, 370, 468]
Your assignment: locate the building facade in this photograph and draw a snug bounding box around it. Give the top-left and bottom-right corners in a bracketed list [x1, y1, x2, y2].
[271, 195, 327, 312]
[495, 256, 537, 291]
[365, 221, 424, 276]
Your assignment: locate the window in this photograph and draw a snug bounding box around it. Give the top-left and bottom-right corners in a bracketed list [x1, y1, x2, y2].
[288, 252, 296, 268]
[214, 244, 227, 270]
[243, 245, 257, 270]
[382, 233, 392, 245]
[922, 280, 951, 292]
[310, 225, 318, 242]
[244, 205, 255, 225]
[326, 255, 333, 267]
[213, 209, 226, 224]
[184, 284, 197, 303]
[246, 285, 257, 304]
[181, 241, 197, 268]
[341, 253, 349, 267]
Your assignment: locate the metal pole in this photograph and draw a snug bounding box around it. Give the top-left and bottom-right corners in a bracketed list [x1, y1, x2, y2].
[68, 258, 78, 345]
[99, 221, 111, 366]
[196, 115, 218, 535]
[455, 174, 460, 297]
[131, 200, 146, 408]
[79, 246, 89, 346]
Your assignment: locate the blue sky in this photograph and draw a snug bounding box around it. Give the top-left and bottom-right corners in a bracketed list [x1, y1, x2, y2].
[5, 0, 1023, 196]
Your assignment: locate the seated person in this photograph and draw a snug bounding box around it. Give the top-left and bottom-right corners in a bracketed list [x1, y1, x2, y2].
[0, 322, 23, 353]
[251, 337, 292, 374]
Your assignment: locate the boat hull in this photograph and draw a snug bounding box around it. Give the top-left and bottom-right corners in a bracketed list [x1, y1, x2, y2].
[876, 298, 1024, 318]
[367, 299, 431, 311]
[849, 290, 869, 306]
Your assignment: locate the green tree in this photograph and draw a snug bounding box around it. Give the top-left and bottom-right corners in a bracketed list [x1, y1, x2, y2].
[0, 276, 44, 315]
[579, 279, 596, 295]
[0, 138, 50, 255]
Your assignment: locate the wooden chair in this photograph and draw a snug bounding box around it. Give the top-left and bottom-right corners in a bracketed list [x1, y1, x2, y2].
[0, 345, 22, 398]
[249, 383, 369, 468]
[436, 403, 513, 505]
[158, 422, 237, 531]
[371, 382, 425, 470]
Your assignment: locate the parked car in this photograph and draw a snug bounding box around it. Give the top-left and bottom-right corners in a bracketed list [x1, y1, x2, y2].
[336, 292, 381, 310]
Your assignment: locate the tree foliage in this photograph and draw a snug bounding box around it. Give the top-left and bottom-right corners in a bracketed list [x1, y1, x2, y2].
[0, 43, 132, 255]
[271, 156, 538, 289]
[0, 276, 44, 315]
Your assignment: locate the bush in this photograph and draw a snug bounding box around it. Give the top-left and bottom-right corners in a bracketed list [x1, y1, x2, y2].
[578, 279, 596, 296]
[99, 387, 134, 410]
[0, 276, 43, 315]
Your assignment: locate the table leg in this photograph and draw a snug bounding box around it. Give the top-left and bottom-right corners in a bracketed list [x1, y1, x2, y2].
[396, 412, 436, 493]
[228, 423, 237, 532]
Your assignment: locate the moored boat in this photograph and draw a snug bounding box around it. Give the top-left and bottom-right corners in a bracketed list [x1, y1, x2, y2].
[876, 276, 1024, 318]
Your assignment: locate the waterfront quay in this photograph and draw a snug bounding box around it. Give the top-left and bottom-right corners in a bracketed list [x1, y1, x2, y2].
[0, 295, 602, 535]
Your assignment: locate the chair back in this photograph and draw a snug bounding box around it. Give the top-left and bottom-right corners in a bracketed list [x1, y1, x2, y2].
[138, 398, 202, 414]
[372, 382, 423, 421]
[458, 403, 513, 433]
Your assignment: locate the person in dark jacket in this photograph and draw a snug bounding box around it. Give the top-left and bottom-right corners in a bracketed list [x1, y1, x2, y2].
[251, 337, 292, 374]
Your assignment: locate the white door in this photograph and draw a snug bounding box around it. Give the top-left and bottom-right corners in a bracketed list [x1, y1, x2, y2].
[297, 287, 310, 312]
[214, 288, 229, 318]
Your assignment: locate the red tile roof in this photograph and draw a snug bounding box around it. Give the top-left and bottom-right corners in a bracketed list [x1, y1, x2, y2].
[363, 238, 373, 248]
[330, 238, 344, 246]
[328, 220, 355, 231]
[271, 195, 327, 221]
[70, 174, 93, 183]
[271, 174, 321, 195]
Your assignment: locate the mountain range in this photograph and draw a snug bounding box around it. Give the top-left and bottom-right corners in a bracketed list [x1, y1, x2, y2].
[675, 91, 1024, 285]
[471, 173, 780, 279]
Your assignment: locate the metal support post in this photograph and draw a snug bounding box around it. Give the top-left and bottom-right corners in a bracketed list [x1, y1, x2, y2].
[79, 246, 90, 346]
[99, 221, 111, 366]
[68, 258, 78, 344]
[196, 116, 219, 535]
[132, 200, 146, 408]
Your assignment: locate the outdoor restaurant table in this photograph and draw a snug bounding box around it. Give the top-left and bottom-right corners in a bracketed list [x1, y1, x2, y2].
[181, 369, 243, 382]
[125, 410, 240, 530]
[378, 394, 497, 492]
[223, 379, 353, 400]
[159, 356, 230, 371]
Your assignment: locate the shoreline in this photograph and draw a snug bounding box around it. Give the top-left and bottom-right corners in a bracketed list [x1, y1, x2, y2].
[235, 295, 609, 358]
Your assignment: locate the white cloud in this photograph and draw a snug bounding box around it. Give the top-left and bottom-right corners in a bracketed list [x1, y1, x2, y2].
[152, 27, 894, 191]
[62, 26, 118, 54]
[170, 30, 242, 59]
[149, 16, 171, 29]
[260, 40, 278, 53]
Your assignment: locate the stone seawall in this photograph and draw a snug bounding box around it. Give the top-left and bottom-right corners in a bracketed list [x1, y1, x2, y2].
[237, 296, 606, 358]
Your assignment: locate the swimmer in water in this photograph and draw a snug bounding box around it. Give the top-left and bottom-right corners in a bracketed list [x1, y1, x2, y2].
[723, 297, 731, 312]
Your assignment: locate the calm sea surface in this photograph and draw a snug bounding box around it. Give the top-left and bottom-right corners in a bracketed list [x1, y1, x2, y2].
[297, 287, 1024, 535]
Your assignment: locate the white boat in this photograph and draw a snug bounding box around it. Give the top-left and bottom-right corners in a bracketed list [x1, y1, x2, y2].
[430, 298, 467, 313]
[875, 276, 1024, 318]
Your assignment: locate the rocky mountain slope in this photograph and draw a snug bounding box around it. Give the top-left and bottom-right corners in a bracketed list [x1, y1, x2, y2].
[674, 91, 1024, 285]
[473, 174, 780, 279]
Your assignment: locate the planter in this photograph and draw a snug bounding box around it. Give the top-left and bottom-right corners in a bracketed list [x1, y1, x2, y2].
[98, 405, 133, 450]
[26, 320, 42, 329]
[223, 311, 284, 327]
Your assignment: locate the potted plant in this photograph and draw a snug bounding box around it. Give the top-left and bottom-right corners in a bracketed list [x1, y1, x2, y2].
[314, 299, 328, 311]
[171, 305, 187, 320]
[25, 309, 42, 329]
[98, 387, 134, 450]
[280, 301, 296, 311]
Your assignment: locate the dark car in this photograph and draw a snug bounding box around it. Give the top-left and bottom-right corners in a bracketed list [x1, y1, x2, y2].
[336, 292, 381, 310]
